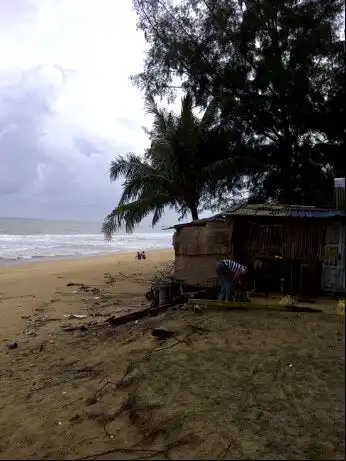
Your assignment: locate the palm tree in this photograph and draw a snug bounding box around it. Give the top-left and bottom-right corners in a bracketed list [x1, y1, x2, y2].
[102, 93, 238, 239]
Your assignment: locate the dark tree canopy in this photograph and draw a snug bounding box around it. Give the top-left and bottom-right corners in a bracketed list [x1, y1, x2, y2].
[132, 0, 345, 206]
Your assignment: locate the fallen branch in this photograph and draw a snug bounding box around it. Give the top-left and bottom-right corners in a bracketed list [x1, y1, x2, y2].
[104, 307, 153, 326]
[74, 432, 195, 460]
[154, 319, 211, 352]
[62, 301, 184, 334]
[187, 323, 211, 334]
[94, 381, 116, 400]
[104, 302, 180, 327]
[75, 447, 163, 461]
[218, 440, 234, 459]
[61, 325, 89, 332]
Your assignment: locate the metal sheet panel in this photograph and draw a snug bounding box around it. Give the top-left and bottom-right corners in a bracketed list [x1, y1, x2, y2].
[225, 204, 345, 219]
[321, 223, 345, 294]
[169, 203, 345, 230]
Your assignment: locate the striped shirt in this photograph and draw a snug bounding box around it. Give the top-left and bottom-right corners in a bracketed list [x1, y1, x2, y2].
[222, 259, 247, 278]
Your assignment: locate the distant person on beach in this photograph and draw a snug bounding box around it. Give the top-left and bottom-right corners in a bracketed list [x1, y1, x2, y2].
[141, 251, 146, 260]
[136, 252, 142, 260]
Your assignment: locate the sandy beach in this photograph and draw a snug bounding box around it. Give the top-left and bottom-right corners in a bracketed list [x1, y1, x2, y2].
[0, 249, 173, 342]
[0, 249, 344, 460]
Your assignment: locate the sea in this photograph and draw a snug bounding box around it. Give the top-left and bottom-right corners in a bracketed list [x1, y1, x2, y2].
[0, 217, 173, 264]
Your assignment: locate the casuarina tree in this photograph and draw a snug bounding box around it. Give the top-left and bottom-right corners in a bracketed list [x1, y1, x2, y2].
[132, 0, 345, 206]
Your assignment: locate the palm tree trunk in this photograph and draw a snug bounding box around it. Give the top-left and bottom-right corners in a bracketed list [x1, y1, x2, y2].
[190, 204, 199, 221]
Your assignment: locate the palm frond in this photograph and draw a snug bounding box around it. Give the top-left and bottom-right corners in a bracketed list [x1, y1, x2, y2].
[180, 93, 194, 117]
[119, 173, 176, 206]
[109, 154, 142, 182]
[200, 98, 219, 132]
[152, 205, 166, 226]
[104, 92, 248, 239]
[144, 94, 158, 116]
[144, 94, 169, 139]
[102, 193, 172, 239]
[110, 154, 173, 186]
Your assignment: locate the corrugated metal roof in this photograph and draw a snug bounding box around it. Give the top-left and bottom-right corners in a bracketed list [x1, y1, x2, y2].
[163, 215, 225, 230]
[223, 203, 345, 219]
[167, 203, 345, 230]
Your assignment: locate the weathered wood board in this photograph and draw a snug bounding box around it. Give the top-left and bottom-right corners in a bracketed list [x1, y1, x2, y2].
[188, 298, 321, 313]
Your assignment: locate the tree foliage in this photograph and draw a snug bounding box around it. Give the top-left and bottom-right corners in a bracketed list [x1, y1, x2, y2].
[132, 0, 345, 205]
[102, 94, 246, 238]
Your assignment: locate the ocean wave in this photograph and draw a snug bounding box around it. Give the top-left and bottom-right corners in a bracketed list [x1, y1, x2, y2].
[0, 232, 173, 260]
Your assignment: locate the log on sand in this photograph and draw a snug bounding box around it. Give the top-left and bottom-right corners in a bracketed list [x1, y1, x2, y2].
[105, 302, 179, 327]
[61, 301, 183, 333]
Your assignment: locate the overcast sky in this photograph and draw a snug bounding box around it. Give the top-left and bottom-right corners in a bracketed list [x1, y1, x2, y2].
[0, 0, 197, 226]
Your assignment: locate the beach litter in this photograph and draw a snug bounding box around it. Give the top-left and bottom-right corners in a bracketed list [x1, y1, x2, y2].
[63, 314, 88, 319]
[24, 330, 38, 336]
[104, 272, 116, 285]
[49, 298, 60, 304]
[7, 342, 18, 350]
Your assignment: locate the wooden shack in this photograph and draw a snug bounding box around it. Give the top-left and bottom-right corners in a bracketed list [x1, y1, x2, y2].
[172, 217, 234, 287]
[170, 204, 345, 295]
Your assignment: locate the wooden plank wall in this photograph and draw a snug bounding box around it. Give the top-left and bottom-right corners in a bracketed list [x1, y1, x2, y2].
[233, 218, 328, 262]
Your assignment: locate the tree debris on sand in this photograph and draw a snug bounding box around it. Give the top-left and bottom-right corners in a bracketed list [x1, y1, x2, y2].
[2, 305, 343, 460]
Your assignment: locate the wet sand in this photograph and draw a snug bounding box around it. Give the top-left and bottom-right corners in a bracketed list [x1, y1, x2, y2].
[0, 249, 344, 460]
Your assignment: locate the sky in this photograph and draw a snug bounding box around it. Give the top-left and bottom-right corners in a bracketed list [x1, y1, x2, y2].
[0, 0, 196, 226]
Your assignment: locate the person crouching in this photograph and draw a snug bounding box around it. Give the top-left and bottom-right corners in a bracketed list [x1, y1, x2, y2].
[216, 258, 248, 301]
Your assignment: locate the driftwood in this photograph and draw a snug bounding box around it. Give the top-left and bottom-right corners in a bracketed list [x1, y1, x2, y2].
[61, 321, 98, 332]
[62, 325, 89, 332]
[61, 299, 185, 334]
[104, 307, 153, 326]
[104, 301, 181, 327]
[188, 298, 322, 313]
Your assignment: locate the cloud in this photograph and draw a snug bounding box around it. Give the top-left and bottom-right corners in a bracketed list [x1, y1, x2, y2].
[0, 0, 209, 227]
[0, 0, 152, 222]
[0, 65, 122, 221]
